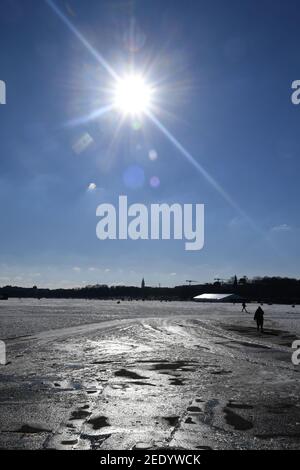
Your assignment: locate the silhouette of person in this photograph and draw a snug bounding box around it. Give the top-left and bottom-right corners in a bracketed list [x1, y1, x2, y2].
[254, 306, 264, 332]
[241, 302, 248, 313]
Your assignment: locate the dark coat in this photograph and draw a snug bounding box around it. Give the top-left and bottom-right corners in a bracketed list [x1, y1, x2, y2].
[254, 307, 264, 323]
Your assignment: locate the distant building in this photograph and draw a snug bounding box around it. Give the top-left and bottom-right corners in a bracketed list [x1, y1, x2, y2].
[141, 278, 145, 289]
[193, 293, 244, 303]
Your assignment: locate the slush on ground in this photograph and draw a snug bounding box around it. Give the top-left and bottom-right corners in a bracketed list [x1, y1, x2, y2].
[0, 299, 299, 450]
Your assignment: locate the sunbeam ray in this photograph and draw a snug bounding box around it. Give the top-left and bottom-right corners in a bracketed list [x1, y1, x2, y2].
[45, 0, 120, 82]
[65, 103, 114, 127]
[146, 109, 262, 234]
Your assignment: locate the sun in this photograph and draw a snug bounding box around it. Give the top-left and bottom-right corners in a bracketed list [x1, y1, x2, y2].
[113, 74, 153, 116]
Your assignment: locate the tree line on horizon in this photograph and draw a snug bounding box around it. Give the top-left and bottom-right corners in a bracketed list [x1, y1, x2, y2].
[0, 275, 300, 304]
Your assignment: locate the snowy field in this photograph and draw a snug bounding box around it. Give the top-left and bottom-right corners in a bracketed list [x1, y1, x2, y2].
[0, 298, 299, 340]
[0, 299, 300, 450]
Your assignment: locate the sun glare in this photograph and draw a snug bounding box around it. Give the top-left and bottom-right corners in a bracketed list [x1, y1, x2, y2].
[113, 75, 152, 115]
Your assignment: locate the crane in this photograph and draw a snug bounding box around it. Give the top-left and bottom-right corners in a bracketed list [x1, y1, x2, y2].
[214, 278, 226, 284]
[186, 280, 198, 286]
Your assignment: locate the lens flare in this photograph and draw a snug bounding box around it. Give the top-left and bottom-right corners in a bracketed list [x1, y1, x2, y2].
[88, 182, 97, 191]
[46, 0, 268, 244]
[150, 176, 160, 188]
[123, 165, 145, 189]
[149, 149, 158, 161]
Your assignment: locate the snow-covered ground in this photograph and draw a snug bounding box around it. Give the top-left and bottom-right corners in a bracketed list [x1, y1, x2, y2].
[1, 298, 299, 340]
[0, 299, 299, 449]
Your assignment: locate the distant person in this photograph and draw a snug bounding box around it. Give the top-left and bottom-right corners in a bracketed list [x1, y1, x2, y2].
[241, 302, 248, 313]
[254, 306, 264, 332]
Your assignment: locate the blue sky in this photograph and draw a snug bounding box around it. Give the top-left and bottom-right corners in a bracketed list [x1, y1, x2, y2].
[1, 0, 300, 288]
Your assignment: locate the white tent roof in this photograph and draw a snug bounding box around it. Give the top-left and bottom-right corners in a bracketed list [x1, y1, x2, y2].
[193, 293, 237, 301]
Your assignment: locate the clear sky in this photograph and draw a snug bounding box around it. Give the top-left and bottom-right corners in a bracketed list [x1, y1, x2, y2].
[1, 0, 300, 288]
